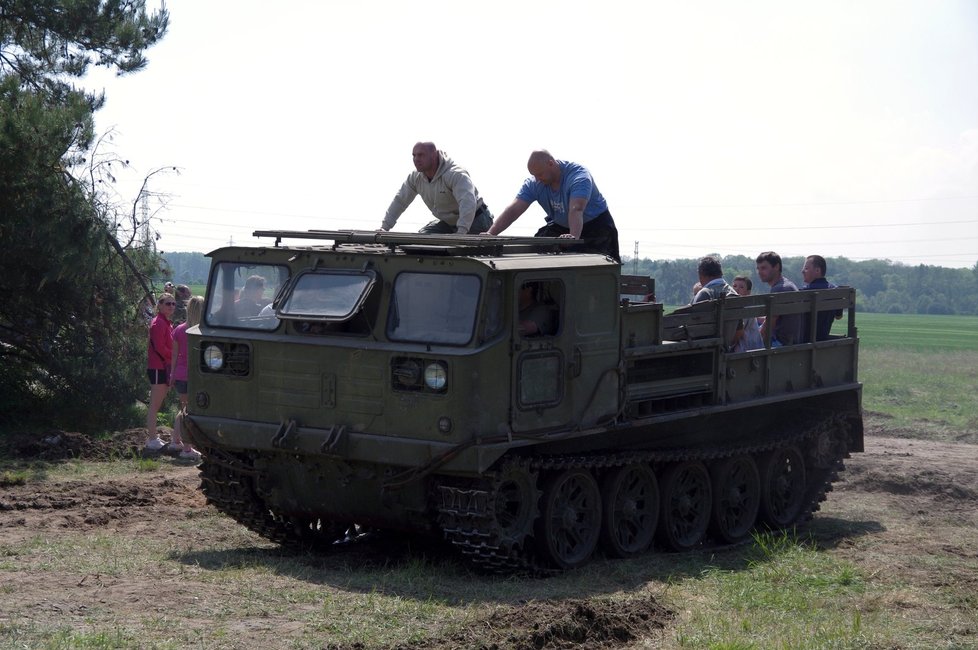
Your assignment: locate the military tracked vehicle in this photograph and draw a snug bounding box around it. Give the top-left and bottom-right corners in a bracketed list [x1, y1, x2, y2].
[183, 230, 863, 572]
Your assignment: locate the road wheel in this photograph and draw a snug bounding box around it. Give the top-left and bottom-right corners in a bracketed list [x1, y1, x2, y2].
[600, 464, 659, 558]
[759, 446, 807, 527]
[491, 462, 541, 549]
[709, 455, 760, 544]
[536, 468, 602, 569]
[657, 461, 711, 551]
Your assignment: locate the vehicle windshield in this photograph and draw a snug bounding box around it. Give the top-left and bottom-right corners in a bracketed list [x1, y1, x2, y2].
[205, 262, 289, 330]
[278, 271, 376, 321]
[387, 272, 481, 345]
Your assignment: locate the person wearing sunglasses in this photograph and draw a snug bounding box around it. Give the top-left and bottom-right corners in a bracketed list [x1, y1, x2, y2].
[145, 292, 176, 453]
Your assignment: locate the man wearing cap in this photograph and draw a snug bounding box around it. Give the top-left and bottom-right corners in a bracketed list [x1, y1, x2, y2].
[161, 282, 177, 323]
[380, 142, 494, 235]
[172, 284, 192, 324]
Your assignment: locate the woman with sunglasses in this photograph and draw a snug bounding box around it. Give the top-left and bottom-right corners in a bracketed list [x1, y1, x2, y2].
[145, 292, 176, 452]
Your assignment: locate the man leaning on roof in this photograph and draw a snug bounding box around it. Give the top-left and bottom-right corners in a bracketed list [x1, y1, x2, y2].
[379, 142, 494, 235]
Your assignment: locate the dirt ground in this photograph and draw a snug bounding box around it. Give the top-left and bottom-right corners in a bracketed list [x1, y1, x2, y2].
[1, 426, 976, 649]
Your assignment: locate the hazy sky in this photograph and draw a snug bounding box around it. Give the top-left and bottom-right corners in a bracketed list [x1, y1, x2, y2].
[86, 0, 978, 268]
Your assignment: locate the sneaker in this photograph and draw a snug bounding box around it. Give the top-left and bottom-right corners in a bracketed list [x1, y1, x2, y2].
[166, 442, 184, 453]
[178, 448, 202, 462]
[144, 437, 165, 452]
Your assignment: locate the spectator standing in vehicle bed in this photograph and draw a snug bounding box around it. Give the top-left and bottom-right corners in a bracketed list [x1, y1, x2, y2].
[756, 251, 802, 346]
[485, 150, 621, 263]
[801, 254, 844, 341]
[145, 293, 176, 453]
[380, 142, 494, 234]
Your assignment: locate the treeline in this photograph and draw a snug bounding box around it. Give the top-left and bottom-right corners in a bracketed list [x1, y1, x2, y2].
[162, 251, 211, 286]
[163, 252, 978, 315]
[633, 255, 978, 315]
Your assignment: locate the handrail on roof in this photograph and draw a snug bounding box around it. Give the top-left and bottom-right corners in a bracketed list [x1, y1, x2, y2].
[251, 229, 583, 256]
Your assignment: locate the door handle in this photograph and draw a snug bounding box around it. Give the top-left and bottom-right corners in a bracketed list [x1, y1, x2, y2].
[568, 347, 582, 378]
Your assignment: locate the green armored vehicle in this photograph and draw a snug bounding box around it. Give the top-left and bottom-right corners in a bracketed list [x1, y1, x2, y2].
[183, 230, 862, 571]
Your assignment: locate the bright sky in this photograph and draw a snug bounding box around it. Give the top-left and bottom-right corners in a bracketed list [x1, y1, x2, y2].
[86, 0, 978, 269]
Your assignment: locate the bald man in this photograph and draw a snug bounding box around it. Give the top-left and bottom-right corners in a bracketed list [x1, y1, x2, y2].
[380, 142, 494, 234]
[486, 150, 620, 262]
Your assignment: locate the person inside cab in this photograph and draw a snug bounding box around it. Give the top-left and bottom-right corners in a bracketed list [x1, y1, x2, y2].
[518, 282, 556, 337]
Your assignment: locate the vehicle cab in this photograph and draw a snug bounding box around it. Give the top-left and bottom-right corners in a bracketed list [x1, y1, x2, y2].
[187, 231, 622, 474]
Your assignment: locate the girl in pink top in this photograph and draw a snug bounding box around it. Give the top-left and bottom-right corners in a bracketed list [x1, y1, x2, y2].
[145, 293, 176, 451]
[169, 296, 204, 461]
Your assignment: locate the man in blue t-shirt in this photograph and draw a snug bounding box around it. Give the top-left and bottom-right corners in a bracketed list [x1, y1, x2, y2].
[485, 150, 621, 262]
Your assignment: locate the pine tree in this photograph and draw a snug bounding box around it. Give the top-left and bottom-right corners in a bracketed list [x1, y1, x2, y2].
[0, 1, 170, 431]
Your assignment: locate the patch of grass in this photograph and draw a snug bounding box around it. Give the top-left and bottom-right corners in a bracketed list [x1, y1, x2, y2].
[135, 456, 162, 472]
[156, 409, 174, 428]
[860, 347, 978, 440]
[10, 534, 157, 577]
[145, 550, 480, 649]
[0, 460, 46, 483]
[671, 531, 914, 649]
[0, 454, 169, 483]
[856, 312, 978, 352]
[852, 311, 978, 441]
[0, 468, 28, 486]
[43, 627, 139, 650]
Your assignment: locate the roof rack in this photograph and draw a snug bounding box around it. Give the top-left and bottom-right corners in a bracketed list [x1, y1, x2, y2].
[251, 229, 582, 257]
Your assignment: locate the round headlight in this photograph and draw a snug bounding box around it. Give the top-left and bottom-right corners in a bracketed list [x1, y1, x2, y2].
[204, 344, 224, 371]
[424, 362, 447, 391]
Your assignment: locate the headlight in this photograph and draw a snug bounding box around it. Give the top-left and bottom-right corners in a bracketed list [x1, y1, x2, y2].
[424, 362, 447, 391]
[393, 359, 422, 387]
[204, 344, 224, 371]
[391, 357, 447, 394]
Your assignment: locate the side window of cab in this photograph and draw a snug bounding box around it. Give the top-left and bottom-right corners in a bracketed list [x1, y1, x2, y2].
[517, 280, 562, 337]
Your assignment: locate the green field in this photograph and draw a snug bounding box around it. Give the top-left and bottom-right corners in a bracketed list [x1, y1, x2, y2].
[855, 311, 978, 351]
[187, 283, 206, 297]
[857, 312, 978, 439]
